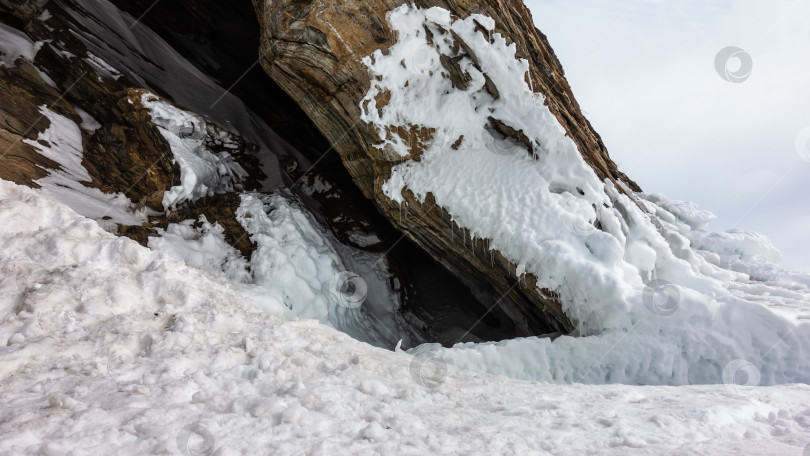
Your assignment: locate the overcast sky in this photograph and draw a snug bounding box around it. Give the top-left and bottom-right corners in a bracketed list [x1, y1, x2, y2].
[523, 0, 810, 271]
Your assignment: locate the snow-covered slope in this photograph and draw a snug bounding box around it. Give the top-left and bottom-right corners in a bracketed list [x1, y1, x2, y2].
[362, 5, 810, 386]
[1, 180, 809, 455]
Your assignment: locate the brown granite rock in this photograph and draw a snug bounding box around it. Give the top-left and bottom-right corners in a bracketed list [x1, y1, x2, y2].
[253, 0, 641, 333]
[0, 2, 264, 258]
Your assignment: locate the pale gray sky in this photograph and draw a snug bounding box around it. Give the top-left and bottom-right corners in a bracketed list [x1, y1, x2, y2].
[524, 0, 810, 271]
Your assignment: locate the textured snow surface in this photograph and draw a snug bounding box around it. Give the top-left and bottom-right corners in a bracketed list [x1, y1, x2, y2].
[362, 5, 810, 386]
[147, 216, 252, 284]
[1, 180, 809, 455]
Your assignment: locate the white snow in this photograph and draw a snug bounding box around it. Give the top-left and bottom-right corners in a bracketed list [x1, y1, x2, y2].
[84, 51, 122, 80]
[361, 5, 810, 386]
[1, 179, 809, 455]
[74, 106, 101, 131]
[59, 0, 287, 189]
[147, 216, 252, 284]
[139, 93, 248, 210]
[2, 3, 810, 454]
[0, 22, 43, 67]
[235, 192, 392, 347]
[24, 105, 148, 230]
[147, 191, 397, 348]
[236, 193, 340, 323]
[697, 229, 782, 264]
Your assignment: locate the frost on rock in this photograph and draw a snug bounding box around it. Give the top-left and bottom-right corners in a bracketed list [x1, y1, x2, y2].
[144, 191, 395, 348]
[361, 5, 810, 385]
[24, 105, 148, 230]
[235, 193, 387, 346]
[697, 229, 782, 264]
[140, 93, 248, 210]
[236, 193, 337, 322]
[0, 22, 43, 67]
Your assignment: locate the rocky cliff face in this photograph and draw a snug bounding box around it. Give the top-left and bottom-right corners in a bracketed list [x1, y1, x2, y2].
[0, 1, 265, 250]
[253, 0, 640, 334]
[1, 0, 642, 342]
[1, 0, 538, 347]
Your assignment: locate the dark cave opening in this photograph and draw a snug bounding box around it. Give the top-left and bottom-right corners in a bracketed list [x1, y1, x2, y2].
[108, 0, 539, 347]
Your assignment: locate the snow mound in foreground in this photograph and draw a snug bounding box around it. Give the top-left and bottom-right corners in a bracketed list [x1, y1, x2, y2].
[1, 180, 809, 455]
[361, 5, 810, 385]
